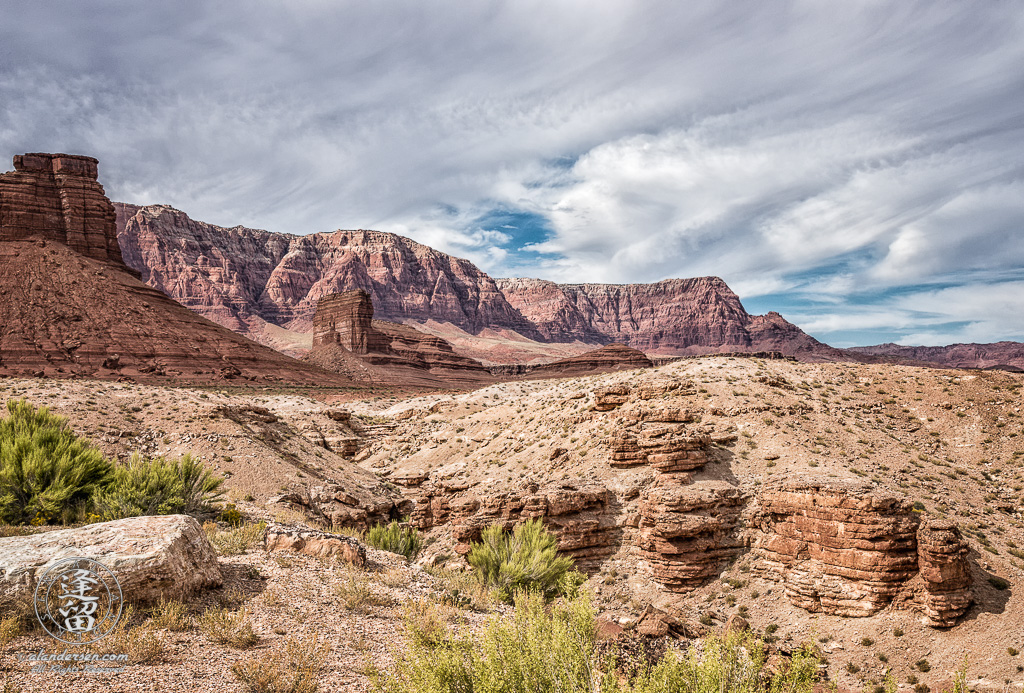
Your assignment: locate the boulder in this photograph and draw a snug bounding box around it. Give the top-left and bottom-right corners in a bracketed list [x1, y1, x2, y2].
[0, 514, 221, 605]
[264, 524, 366, 566]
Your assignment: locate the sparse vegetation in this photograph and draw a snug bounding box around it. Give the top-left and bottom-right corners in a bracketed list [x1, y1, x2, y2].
[467, 519, 576, 602]
[231, 633, 329, 693]
[197, 607, 259, 648]
[365, 520, 423, 559]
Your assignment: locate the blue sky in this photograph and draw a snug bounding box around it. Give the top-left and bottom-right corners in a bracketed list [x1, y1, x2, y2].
[2, 1, 1023, 347]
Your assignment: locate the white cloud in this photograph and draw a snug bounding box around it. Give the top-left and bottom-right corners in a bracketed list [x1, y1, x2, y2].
[2, 0, 1024, 344]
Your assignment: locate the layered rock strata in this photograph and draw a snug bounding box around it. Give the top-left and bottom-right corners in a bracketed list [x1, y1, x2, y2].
[410, 481, 618, 567]
[911, 518, 973, 627]
[0, 154, 354, 384]
[755, 477, 972, 625]
[306, 289, 494, 387]
[1, 153, 123, 264]
[495, 277, 834, 356]
[489, 343, 654, 379]
[116, 203, 834, 359]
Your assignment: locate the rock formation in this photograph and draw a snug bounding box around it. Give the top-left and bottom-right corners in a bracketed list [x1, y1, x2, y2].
[0, 154, 352, 384]
[495, 277, 835, 356]
[116, 203, 540, 346]
[489, 343, 654, 379]
[754, 477, 972, 626]
[1, 153, 123, 264]
[306, 289, 494, 387]
[0, 515, 221, 605]
[410, 480, 618, 567]
[264, 524, 367, 566]
[115, 203, 835, 360]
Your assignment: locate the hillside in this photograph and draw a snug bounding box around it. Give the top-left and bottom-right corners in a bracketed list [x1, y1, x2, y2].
[114, 203, 831, 361]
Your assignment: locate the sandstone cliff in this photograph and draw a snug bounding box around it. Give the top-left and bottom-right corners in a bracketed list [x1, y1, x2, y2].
[116, 204, 540, 345]
[115, 204, 834, 360]
[0, 155, 352, 385]
[495, 276, 834, 356]
[306, 289, 494, 388]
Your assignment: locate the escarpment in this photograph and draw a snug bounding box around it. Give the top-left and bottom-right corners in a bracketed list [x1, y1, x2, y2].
[0, 153, 352, 385]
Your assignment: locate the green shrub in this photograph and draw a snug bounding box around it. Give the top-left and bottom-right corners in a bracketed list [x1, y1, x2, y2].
[467, 519, 575, 602]
[0, 399, 112, 525]
[204, 520, 267, 556]
[94, 452, 223, 520]
[365, 520, 423, 559]
[371, 591, 824, 693]
[370, 590, 597, 693]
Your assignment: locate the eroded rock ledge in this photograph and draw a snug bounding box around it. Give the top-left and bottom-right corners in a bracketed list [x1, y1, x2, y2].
[754, 476, 972, 626]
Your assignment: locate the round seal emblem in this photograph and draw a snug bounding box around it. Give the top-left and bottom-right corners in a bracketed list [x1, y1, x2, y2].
[34, 557, 123, 644]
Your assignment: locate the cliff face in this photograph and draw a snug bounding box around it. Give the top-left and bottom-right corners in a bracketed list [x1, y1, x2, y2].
[116, 204, 539, 340]
[1, 153, 123, 264]
[0, 156, 350, 385]
[116, 203, 830, 359]
[495, 277, 831, 355]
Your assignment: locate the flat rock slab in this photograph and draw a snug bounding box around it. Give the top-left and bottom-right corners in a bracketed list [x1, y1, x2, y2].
[0, 514, 222, 605]
[265, 524, 366, 567]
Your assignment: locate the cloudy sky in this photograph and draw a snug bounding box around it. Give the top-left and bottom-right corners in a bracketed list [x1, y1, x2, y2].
[2, 1, 1023, 347]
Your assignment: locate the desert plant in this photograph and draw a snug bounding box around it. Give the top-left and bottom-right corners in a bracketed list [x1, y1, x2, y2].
[93, 452, 223, 520]
[334, 565, 394, 613]
[198, 607, 259, 648]
[205, 520, 267, 555]
[0, 399, 112, 524]
[365, 520, 422, 559]
[370, 590, 597, 693]
[148, 598, 193, 632]
[231, 633, 329, 693]
[467, 519, 575, 602]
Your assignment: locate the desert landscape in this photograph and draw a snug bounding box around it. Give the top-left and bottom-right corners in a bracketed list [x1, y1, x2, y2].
[2, 4, 1024, 692]
[0, 151, 1021, 693]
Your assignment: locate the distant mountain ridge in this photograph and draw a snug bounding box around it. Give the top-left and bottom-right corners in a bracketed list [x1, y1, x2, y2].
[849, 342, 1024, 371]
[114, 203, 834, 361]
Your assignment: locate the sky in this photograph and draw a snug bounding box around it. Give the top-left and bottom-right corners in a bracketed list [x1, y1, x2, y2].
[2, 1, 1023, 348]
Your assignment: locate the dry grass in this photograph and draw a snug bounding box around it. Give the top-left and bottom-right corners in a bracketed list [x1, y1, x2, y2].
[89, 605, 166, 665]
[333, 565, 395, 613]
[147, 597, 193, 631]
[198, 607, 259, 648]
[205, 520, 267, 555]
[231, 633, 330, 693]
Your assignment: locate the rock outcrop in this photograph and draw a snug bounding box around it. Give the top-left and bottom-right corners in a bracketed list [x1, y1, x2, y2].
[1, 153, 123, 264]
[0, 154, 352, 385]
[264, 524, 366, 566]
[306, 289, 494, 387]
[115, 204, 834, 360]
[0, 515, 221, 605]
[410, 480, 618, 567]
[910, 518, 973, 627]
[495, 277, 834, 356]
[755, 477, 972, 626]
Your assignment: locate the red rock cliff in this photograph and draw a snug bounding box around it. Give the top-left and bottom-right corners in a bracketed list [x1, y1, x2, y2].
[1, 153, 123, 265]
